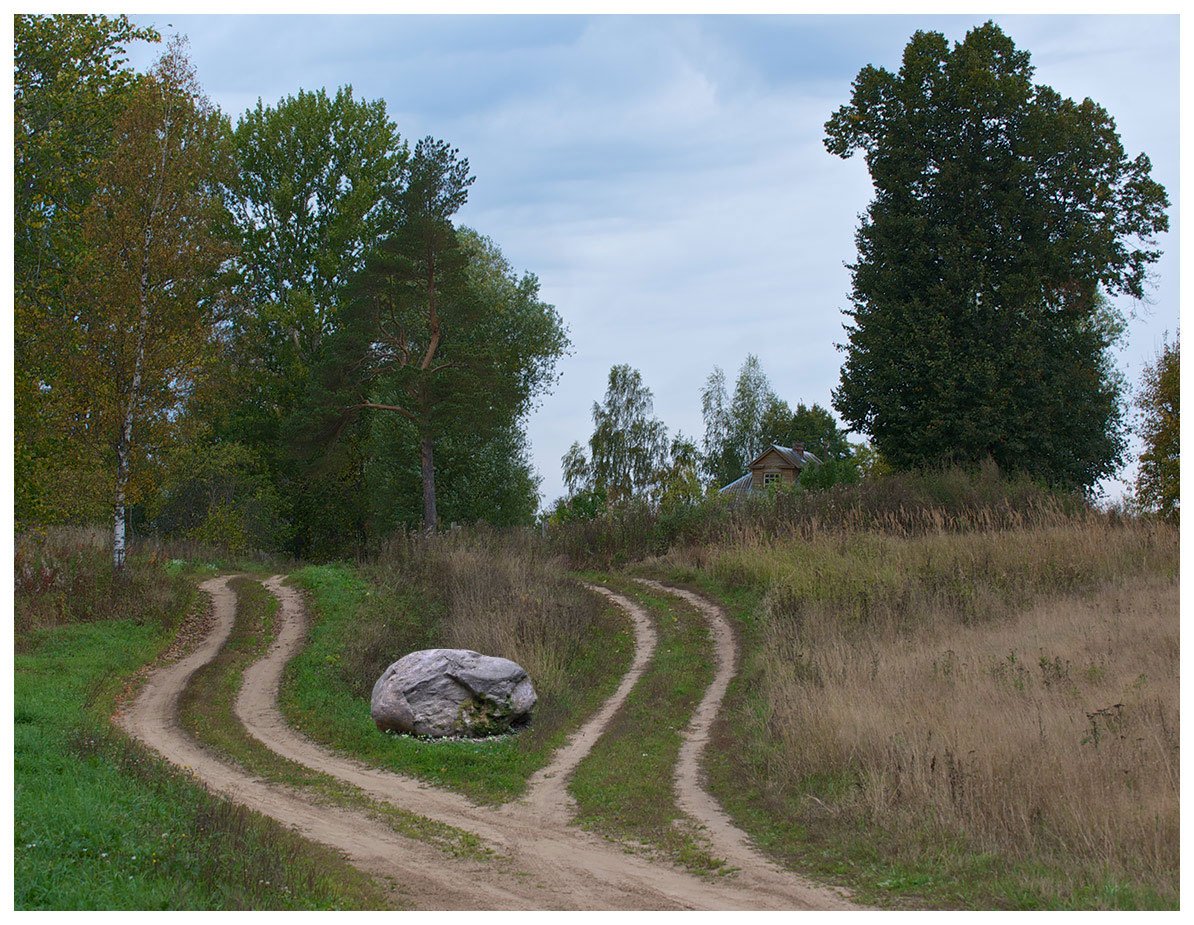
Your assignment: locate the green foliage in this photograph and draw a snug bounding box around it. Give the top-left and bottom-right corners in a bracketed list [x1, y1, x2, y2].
[825, 22, 1169, 490]
[656, 434, 705, 511]
[544, 487, 609, 525]
[799, 454, 861, 491]
[701, 355, 778, 485]
[14, 14, 161, 528]
[220, 84, 406, 556]
[319, 143, 568, 531]
[564, 365, 670, 504]
[230, 85, 405, 367]
[149, 441, 291, 553]
[365, 414, 541, 531]
[1134, 337, 1179, 521]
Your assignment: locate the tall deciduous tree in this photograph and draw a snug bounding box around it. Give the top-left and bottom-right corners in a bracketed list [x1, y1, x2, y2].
[323, 140, 568, 531]
[564, 365, 670, 505]
[1134, 338, 1179, 521]
[825, 22, 1169, 490]
[230, 86, 406, 377]
[72, 39, 234, 569]
[700, 355, 776, 486]
[14, 14, 159, 525]
[220, 85, 406, 554]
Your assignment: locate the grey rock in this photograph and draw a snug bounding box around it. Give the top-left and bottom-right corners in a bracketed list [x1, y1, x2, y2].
[370, 648, 537, 738]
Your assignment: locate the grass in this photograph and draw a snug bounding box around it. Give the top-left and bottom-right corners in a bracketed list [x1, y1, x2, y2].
[14, 610, 389, 910]
[177, 576, 489, 860]
[281, 559, 634, 804]
[648, 517, 1179, 909]
[567, 575, 727, 875]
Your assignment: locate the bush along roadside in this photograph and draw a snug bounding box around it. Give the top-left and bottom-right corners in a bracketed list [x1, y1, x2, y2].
[14, 587, 389, 910]
[282, 560, 635, 803]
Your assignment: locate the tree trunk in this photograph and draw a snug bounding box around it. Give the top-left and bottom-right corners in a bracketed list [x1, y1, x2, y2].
[113, 440, 129, 571]
[114, 222, 154, 572]
[420, 433, 438, 533]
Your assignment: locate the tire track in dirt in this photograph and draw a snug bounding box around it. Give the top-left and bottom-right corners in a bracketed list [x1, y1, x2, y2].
[520, 582, 657, 821]
[253, 576, 855, 910]
[114, 576, 542, 910]
[634, 579, 825, 902]
[123, 573, 856, 909]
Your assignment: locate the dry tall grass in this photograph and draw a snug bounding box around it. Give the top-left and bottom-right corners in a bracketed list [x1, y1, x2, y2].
[666, 517, 1179, 901]
[14, 526, 194, 636]
[344, 529, 599, 708]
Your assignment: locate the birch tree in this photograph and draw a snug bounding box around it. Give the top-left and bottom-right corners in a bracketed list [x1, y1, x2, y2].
[73, 39, 233, 569]
[14, 14, 159, 525]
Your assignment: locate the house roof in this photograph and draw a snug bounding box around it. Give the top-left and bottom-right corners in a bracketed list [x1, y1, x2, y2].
[717, 473, 753, 495]
[747, 444, 822, 470]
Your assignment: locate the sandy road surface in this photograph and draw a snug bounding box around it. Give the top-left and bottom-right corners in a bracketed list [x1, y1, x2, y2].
[636, 578, 827, 899]
[119, 573, 857, 910]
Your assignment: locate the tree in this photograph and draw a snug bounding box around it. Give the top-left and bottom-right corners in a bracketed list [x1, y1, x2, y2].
[218, 86, 407, 555]
[762, 401, 853, 462]
[366, 417, 541, 532]
[825, 22, 1169, 490]
[14, 14, 160, 526]
[700, 355, 776, 486]
[71, 39, 234, 568]
[564, 365, 670, 505]
[699, 365, 733, 485]
[229, 86, 406, 378]
[657, 434, 704, 510]
[1134, 338, 1179, 521]
[323, 141, 568, 531]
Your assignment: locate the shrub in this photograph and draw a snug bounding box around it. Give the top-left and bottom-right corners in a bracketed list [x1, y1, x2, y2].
[14, 526, 193, 636]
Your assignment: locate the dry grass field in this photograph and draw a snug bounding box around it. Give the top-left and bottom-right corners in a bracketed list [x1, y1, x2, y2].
[661, 515, 1179, 906]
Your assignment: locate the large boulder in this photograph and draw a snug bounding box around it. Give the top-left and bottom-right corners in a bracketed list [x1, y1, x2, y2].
[370, 648, 537, 738]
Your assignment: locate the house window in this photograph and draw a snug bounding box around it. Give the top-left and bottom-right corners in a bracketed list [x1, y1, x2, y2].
[763, 472, 780, 486]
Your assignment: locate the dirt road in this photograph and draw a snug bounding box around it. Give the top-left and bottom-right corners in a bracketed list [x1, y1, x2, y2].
[118, 573, 857, 910]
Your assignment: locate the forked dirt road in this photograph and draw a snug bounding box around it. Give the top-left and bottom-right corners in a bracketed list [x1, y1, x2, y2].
[118, 574, 857, 910]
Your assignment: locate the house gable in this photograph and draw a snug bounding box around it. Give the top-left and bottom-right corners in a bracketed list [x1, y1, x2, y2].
[748, 448, 798, 473]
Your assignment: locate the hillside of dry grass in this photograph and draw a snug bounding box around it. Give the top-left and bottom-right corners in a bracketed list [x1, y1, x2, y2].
[652, 515, 1178, 908]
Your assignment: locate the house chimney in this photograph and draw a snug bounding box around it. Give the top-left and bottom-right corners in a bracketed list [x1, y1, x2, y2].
[793, 441, 805, 456]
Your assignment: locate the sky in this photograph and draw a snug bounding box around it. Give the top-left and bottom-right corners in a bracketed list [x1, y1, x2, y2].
[123, 11, 1180, 508]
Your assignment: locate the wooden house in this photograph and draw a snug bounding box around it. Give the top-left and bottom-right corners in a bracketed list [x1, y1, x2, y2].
[718, 442, 820, 495]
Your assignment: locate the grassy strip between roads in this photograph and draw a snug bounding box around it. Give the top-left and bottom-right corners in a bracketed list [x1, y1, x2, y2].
[177, 576, 489, 862]
[14, 581, 387, 911]
[648, 566, 1178, 911]
[281, 563, 634, 804]
[567, 575, 726, 875]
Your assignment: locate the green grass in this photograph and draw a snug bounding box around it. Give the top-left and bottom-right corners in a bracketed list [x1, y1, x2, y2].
[14, 606, 389, 910]
[281, 563, 634, 804]
[177, 576, 489, 860]
[567, 575, 727, 875]
[649, 569, 1177, 910]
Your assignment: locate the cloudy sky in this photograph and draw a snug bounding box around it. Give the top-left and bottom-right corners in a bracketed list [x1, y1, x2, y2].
[124, 12, 1180, 506]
